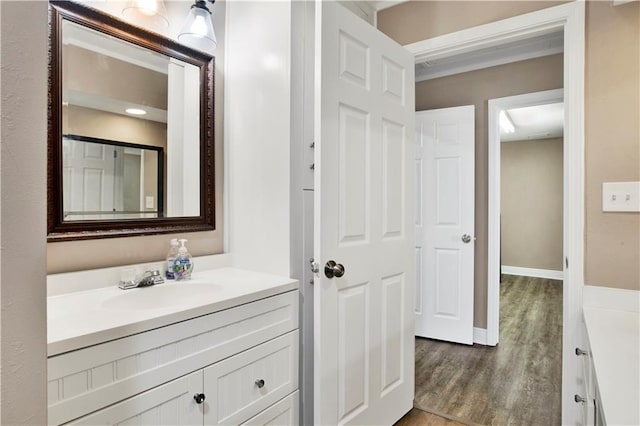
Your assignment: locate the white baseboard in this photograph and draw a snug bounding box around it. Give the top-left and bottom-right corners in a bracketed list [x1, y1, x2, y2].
[583, 285, 640, 312]
[501, 265, 564, 280]
[473, 327, 487, 345]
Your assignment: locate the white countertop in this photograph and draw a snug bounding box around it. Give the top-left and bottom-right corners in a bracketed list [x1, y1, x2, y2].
[48, 267, 298, 357]
[583, 307, 640, 426]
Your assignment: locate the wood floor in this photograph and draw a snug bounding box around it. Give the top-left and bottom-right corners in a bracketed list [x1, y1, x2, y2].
[408, 275, 563, 425]
[395, 408, 467, 426]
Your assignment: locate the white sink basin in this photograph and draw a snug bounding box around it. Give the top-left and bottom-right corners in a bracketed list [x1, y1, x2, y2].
[101, 283, 222, 310]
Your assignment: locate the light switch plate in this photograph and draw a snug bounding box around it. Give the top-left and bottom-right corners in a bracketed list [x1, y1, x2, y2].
[602, 182, 640, 212]
[145, 196, 154, 209]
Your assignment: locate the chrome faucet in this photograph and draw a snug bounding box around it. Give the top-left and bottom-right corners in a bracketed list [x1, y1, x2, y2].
[119, 269, 165, 290]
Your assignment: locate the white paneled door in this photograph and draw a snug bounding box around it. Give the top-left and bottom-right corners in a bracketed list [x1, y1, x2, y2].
[415, 107, 475, 345]
[314, 2, 415, 425]
[63, 137, 123, 217]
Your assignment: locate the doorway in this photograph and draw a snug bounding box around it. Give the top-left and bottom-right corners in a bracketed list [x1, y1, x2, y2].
[488, 89, 564, 344]
[406, 3, 584, 424]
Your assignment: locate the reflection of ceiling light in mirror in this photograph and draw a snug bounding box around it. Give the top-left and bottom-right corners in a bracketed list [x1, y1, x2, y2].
[178, 0, 217, 53]
[499, 110, 515, 134]
[122, 0, 170, 30]
[126, 108, 147, 116]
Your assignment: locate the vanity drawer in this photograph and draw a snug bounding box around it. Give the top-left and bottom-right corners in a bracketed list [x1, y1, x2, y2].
[66, 371, 203, 426]
[48, 290, 298, 425]
[203, 331, 299, 425]
[241, 391, 299, 426]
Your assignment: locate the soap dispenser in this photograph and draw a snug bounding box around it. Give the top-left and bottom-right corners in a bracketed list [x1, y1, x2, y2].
[173, 239, 193, 280]
[165, 238, 179, 280]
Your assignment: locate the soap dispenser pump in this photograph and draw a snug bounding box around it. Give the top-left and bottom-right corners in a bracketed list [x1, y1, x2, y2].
[173, 239, 193, 280]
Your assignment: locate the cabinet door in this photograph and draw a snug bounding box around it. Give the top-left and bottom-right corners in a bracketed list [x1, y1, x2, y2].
[241, 391, 299, 426]
[203, 331, 299, 425]
[68, 371, 203, 425]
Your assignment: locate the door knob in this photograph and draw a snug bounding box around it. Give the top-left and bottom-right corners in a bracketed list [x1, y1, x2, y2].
[324, 260, 345, 278]
[461, 234, 472, 243]
[193, 393, 206, 404]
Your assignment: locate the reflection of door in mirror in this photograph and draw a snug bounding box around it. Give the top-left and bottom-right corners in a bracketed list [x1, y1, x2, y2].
[63, 135, 164, 221]
[61, 19, 200, 219]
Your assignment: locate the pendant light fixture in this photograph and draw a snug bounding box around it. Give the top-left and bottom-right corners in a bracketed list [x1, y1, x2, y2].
[178, 0, 217, 53]
[122, 0, 170, 30]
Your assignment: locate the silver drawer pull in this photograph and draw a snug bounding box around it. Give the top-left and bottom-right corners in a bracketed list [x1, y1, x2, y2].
[575, 347, 588, 356]
[255, 379, 265, 389]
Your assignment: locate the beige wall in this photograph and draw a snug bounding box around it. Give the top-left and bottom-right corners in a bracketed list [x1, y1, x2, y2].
[415, 55, 563, 327]
[378, 0, 640, 317]
[584, 1, 640, 290]
[501, 138, 564, 271]
[0, 2, 48, 423]
[378, 1, 568, 45]
[64, 105, 167, 148]
[64, 44, 168, 110]
[47, 2, 226, 274]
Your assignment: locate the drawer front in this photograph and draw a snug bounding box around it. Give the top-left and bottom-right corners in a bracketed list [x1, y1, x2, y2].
[241, 391, 299, 426]
[48, 291, 298, 425]
[67, 371, 203, 426]
[204, 331, 299, 425]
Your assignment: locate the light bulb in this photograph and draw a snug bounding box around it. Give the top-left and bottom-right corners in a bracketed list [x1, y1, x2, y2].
[122, 0, 169, 29]
[190, 15, 208, 36]
[178, 2, 217, 52]
[136, 0, 158, 16]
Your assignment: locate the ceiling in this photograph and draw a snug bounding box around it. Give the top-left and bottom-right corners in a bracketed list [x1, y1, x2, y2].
[63, 20, 170, 74]
[501, 102, 564, 142]
[63, 19, 170, 123]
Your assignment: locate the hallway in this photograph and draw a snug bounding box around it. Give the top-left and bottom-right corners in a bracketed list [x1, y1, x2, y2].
[406, 275, 563, 425]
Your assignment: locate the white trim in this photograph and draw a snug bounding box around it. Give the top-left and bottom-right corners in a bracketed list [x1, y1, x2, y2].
[405, 3, 584, 425]
[501, 266, 564, 280]
[612, 0, 635, 5]
[487, 88, 563, 349]
[473, 327, 487, 345]
[372, 1, 408, 12]
[223, 1, 232, 254]
[415, 33, 563, 82]
[583, 286, 640, 312]
[405, 3, 578, 63]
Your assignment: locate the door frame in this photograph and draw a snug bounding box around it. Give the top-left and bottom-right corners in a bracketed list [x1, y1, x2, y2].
[487, 88, 564, 346]
[403, 3, 584, 425]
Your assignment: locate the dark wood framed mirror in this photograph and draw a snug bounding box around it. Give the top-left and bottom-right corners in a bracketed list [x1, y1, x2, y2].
[48, 0, 215, 242]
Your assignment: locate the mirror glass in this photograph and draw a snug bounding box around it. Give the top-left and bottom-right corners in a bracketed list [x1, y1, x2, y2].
[63, 134, 164, 220]
[48, 0, 215, 242]
[62, 19, 200, 220]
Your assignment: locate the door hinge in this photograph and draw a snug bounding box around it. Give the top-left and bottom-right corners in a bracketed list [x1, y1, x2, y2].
[309, 258, 319, 274]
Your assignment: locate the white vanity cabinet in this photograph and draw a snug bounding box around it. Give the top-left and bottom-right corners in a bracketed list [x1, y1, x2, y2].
[47, 289, 299, 426]
[575, 304, 640, 426]
[575, 316, 597, 426]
